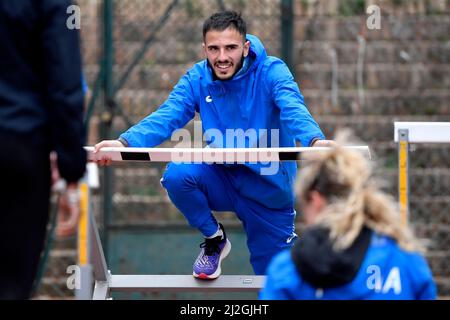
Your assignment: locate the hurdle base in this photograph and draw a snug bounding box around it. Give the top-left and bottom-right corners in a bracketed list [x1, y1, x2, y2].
[93, 274, 266, 299]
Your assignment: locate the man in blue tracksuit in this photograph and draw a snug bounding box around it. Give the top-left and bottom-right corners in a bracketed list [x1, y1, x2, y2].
[95, 11, 331, 279]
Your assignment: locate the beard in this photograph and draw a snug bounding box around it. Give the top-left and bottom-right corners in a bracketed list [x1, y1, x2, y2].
[208, 53, 245, 81]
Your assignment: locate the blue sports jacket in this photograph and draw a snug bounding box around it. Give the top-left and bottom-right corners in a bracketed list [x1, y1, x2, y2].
[120, 34, 325, 209]
[260, 232, 437, 300]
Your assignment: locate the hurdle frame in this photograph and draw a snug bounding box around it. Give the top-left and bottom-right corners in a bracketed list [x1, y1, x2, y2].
[75, 163, 98, 299]
[79, 146, 371, 300]
[394, 122, 450, 225]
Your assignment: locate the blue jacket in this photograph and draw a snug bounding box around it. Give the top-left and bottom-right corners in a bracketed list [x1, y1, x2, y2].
[120, 34, 325, 208]
[260, 230, 436, 300]
[0, 0, 86, 183]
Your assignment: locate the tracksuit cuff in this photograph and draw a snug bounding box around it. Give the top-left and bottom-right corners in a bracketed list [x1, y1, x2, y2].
[309, 137, 322, 147]
[117, 137, 129, 147]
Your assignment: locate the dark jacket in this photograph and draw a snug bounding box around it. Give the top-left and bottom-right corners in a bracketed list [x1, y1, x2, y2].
[0, 0, 86, 182]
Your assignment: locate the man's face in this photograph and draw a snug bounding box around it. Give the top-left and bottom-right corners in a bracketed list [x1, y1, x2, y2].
[203, 27, 250, 80]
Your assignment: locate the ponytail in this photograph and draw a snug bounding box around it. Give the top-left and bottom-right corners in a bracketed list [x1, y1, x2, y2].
[297, 131, 424, 253]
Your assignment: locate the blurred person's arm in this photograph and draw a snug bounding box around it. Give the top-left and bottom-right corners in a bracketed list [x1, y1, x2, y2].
[42, 0, 86, 183]
[56, 182, 81, 238]
[50, 151, 81, 238]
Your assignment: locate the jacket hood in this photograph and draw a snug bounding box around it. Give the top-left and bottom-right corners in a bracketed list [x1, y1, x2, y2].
[291, 226, 372, 289]
[245, 34, 267, 66]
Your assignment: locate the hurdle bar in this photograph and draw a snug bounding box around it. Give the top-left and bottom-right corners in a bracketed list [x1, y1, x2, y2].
[85, 145, 371, 300]
[394, 122, 450, 225]
[84, 145, 371, 163]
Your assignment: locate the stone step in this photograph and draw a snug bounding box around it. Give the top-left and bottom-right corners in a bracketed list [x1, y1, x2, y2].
[110, 15, 450, 47]
[409, 196, 450, 225]
[112, 166, 166, 196]
[427, 251, 450, 278]
[112, 195, 178, 223]
[112, 168, 450, 199]
[316, 115, 450, 142]
[294, 0, 448, 17]
[93, 192, 450, 224]
[296, 40, 450, 65]
[304, 89, 450, 116]
[104, 193, 450, 226]
[296, 64, 450, 90]
[32, 248, 77, 299]
[113, 64, 187, 90]
[435, 277, 450, 297]
[295, 15, 450, 42]
[112, 38, 281, 68]
[370, 141, 450, 169]
[413, 224, 450, 251]
[111, 88, 450, 120]
[108, 154, 450, 187]
[108, 60, 450, 91]
[34, 278, 74, 299]
[41, 249, 77, 281]
[380, 169, 450, 197]
[107, 195, 450, 226]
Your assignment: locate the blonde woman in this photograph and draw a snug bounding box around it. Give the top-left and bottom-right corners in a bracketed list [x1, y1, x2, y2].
[260, 135, 436, 299]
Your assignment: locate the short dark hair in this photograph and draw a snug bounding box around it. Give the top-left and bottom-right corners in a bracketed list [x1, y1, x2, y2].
[203, 11, 247, 41]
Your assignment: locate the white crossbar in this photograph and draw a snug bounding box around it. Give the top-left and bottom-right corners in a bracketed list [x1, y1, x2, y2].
[109, 275, 266, 292]
[394, 122, 450, 143]
[85, 146, 371, 163]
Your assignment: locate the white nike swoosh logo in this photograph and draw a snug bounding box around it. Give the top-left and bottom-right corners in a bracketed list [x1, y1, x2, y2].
[286, 233, 297, 244]
[205, 95, 213, 103]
